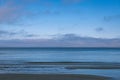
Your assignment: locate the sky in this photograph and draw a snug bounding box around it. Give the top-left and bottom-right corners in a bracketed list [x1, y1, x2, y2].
[0, 0, 120, 47]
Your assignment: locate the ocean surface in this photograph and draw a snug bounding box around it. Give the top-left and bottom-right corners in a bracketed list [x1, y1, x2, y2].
[0, 47, 120, 80]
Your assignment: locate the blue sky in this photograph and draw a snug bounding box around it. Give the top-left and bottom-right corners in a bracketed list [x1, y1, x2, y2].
[0, 0, 120, 47]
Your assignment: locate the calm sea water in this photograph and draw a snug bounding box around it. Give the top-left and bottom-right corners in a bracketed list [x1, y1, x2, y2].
[0, 48, 120, 80]
[0, 47, 120, 63]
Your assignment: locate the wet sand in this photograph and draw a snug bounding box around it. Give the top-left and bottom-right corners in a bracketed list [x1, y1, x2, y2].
[0, 74, 112, 80]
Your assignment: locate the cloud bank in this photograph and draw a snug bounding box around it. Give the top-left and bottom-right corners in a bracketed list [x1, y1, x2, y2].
[0, 34, 120, 47]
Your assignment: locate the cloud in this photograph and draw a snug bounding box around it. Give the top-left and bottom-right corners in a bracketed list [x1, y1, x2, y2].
[0, 33, 120, 47]
[0, 0, 61, 24]
[0, 30, 17, 37]
[0, 0, 42, 24]
[0, 1, 23, 24]
[95, 27, 104, 32]
[0, 0, 85, 25]
[104, 14, 120, 22]
[0, 30, 37, 38]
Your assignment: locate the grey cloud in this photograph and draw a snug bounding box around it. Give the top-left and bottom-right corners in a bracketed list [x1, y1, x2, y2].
[0, 0, 60, 24]
[95, 27, 104, 32]
[0, 1, 24, 24]
[0, 34, 120, 47]
[0, 30, 17, 37]
[0, 0, 40, 24]
[104, 14, 120, 22]
[0, 30, 37, 38]
[24, 34, 38, 37]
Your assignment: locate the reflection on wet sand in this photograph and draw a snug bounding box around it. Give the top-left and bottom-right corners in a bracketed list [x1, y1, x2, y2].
[0, 74, 113, 80]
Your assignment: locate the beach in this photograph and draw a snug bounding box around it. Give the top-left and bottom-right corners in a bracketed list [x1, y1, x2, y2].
[0, 74, 112, 80]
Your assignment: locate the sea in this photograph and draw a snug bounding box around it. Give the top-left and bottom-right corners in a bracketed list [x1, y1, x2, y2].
[0, 47, 120, 80]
